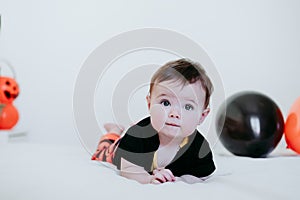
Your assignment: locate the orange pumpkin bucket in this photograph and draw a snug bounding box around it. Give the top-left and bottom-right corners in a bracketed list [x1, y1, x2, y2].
[0, 60, 19, 129]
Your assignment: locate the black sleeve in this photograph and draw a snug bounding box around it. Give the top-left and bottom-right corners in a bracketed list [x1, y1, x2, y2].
[189, 138, 216, 178]
[167, 132, 216, 178]
[112, 119, 159, 172]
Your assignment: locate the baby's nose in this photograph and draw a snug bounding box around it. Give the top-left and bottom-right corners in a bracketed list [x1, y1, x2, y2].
[169, 107, 180, 119]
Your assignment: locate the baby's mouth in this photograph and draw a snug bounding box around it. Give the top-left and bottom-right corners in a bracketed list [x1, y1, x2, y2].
[165, 122, 180, 127]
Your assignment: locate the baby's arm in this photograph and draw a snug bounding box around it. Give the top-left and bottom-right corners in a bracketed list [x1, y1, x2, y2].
[120, 158, 153, 184]
[120, 158, 175, 184]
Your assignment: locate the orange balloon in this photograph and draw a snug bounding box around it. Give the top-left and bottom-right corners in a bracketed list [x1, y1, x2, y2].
[0, 104, 19, 129]
[285, 97, 300, 154]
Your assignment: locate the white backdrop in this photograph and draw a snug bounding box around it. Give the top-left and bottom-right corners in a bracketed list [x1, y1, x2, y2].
[0, 0, 299, 147]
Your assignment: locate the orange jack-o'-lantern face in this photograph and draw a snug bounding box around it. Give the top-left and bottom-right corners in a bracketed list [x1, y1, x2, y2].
[0, 76, 19, 103]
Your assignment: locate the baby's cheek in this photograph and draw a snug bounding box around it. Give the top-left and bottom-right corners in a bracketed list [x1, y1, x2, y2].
[181, 112, 199, 136]
[150, 105, 167, 132]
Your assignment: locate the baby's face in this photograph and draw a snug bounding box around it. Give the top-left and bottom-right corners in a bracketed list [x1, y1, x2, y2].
[147, 80, 208, 139]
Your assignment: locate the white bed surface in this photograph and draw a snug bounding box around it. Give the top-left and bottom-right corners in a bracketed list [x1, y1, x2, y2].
[0, 143, 298, 200]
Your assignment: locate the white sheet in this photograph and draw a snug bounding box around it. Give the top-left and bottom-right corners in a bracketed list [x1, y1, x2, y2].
[0, 143, 298, 200]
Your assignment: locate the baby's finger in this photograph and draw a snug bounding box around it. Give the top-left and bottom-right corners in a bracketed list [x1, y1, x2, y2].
[150, 178, 162, 184]
[154, 173, 166, 183]
[164, 169, 175, 177]
[160, 169, 175, 181]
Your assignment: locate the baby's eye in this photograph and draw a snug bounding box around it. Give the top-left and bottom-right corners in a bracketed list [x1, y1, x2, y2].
[184, 104, 194, 111]
[161, 100, 171, 107]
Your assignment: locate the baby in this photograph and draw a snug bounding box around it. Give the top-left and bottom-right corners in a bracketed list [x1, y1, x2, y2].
[92, 58, 215, 184]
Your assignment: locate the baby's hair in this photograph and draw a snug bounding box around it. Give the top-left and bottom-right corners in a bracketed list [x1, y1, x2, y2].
[149, 58, 213, 109]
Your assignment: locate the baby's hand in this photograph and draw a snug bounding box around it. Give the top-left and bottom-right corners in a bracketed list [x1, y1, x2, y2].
[151, 168, 176, 184]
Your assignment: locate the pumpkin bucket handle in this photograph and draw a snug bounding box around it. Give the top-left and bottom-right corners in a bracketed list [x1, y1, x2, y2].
[0, 59, 17, 79]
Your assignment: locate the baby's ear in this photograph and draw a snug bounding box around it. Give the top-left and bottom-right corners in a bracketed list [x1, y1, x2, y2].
[146, 95, 151, 110]
[198, 108, 210, 124]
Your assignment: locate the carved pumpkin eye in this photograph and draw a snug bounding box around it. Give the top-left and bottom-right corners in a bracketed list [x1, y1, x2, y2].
[5, 81, 10, 86]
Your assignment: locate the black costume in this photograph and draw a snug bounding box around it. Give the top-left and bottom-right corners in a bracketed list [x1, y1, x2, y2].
[113, 117, 215, 178]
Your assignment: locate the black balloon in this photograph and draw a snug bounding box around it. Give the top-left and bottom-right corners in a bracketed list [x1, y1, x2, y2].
[216, 91, 284, 158]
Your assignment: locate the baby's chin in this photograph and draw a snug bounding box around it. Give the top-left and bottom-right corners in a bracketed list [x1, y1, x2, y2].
[156, 127, 185, 138]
